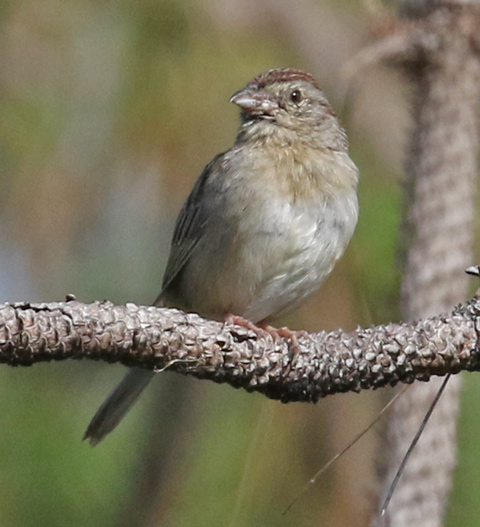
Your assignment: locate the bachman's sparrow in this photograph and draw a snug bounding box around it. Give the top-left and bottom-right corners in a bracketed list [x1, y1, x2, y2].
[85, 68, 359, 445]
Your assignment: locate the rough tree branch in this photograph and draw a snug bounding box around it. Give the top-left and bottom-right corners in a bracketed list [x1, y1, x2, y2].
[1, 297, 479, 402]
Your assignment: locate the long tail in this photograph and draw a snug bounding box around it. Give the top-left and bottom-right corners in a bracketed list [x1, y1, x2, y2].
[84, 368, 156, 446]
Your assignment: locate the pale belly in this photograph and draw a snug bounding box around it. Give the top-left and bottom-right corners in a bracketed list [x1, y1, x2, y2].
[240, 198, 355, 322]
[175, 191, 358, 323]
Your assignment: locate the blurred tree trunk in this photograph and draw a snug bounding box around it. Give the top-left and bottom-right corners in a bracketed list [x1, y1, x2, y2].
[373, 3, 480, 526]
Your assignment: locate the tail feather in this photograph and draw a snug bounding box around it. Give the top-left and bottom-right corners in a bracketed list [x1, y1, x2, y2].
[84, 368, 155, 446]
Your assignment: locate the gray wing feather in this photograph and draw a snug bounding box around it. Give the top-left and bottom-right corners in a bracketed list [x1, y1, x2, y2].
[154, 154, 222, 305]
[85, 154, 225, 445]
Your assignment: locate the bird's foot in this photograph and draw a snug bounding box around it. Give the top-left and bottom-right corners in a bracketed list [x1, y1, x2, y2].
[260, 324, 309, 362]
[224, 314, 265, 336]
[225, 315, 305, 362]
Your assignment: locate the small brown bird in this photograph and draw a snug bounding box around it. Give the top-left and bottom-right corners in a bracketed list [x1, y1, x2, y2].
[85, 68, 359, 445]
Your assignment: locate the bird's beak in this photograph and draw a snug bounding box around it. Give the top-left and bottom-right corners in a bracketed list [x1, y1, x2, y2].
[230, 89, 277, 113]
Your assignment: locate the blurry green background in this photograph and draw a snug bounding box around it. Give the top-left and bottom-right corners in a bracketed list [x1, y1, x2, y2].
[0, 0, 477, 526]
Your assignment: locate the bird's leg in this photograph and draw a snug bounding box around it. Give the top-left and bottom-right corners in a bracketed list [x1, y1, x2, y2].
[224, 314, 267, 336]
[259, 324, 310, 362]
[225, 315, 306, 361]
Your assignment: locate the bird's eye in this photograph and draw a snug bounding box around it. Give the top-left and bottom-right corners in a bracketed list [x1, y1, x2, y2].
[290, 89, 302, 103]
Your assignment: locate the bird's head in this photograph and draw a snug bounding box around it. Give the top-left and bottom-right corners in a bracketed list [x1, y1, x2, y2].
[231, 68, 347, 151]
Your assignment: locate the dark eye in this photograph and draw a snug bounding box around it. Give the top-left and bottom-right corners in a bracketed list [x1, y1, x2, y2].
[290, 89, 302, 103]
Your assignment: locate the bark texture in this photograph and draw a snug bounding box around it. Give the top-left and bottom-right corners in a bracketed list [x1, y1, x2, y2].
[0, 299, 479, 400]
[371, 4, 480, 526]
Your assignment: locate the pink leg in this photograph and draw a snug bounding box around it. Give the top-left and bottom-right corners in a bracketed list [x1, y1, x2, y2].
[261, 324, 309, 361]
[224, 314, 266, 335]
[225, 315, 306, 361]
